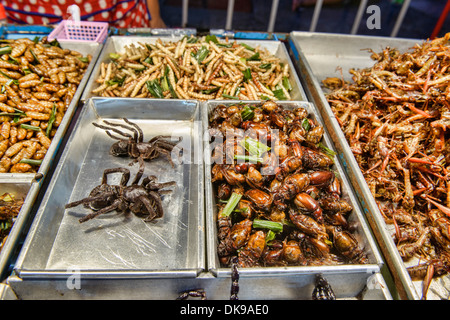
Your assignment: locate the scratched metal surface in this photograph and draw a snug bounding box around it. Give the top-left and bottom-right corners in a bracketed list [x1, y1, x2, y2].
[13, 97, 204, 279]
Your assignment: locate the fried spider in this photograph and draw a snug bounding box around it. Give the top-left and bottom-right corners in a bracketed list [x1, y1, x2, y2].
[92, 118, 182, 167]
[65, 159, 176, 223]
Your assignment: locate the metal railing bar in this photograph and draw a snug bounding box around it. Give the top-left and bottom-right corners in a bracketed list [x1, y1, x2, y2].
[226, 0, 235, 30]
[309, 0, 324, 32]
[351, 0, 368, 34]
[267, 0, 280, 33]
[390, 0, 411, 37]
[182, 0, 189, 28]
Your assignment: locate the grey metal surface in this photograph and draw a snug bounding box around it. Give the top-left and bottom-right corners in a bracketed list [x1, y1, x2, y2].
[81, 36, 307, 102]
[6, 271, 391, 300]
[13, 97, 204, 279]
[287, 31, 445, 300]
[203, 100, 385, 298]
[0, 180, 34, 281]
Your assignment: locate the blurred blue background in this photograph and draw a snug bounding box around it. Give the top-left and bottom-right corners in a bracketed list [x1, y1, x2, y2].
[159, 0, 450, 39]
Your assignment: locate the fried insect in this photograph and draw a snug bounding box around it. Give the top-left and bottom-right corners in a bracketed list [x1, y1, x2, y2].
[93, 118, 182, 167]
[65, 160, 176, 223]
[0, 193, 24, 251]
[176, 288, 207, 300]
[312, 274, 336, 300]
[0, 37, 91, 173]
[211, 101, 366, 268]
[324, 33, 450, 295]
[92, 36, 294, 101]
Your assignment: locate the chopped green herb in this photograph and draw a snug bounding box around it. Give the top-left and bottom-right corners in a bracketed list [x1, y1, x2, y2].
[46, 104, 57, 136]
[241, 105, 254, 120]
[282, 76, 292, 91]
[318, 142, 337, 158]
[20, 124, 41, 131]
[222, 93, 239, 100]
[220, 192, 243, 218]
[253, 219, 283, 233]
[301, 118, 311, 131]
[143, 56, 153, 65]
[234, 154, 263, 163]
[109, 53, 121, 60]
[19, 159, 43, 166]
[241, 137, 270, 157]
[247, 52, 261, 61]
[205, 35, 219, 44]
[146, 79, 164, 98]
[243, 68, 252, 82]
[0, 112, 26, 117]
[241, 43, 255, 51]
[202, 86, 220, 95]
[272, 88, 287, 100]
[29, 48, 40, 64]
[77, 57, 89, 63]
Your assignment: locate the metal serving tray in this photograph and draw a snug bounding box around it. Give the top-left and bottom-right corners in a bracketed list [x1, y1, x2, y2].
[0, 41, 102, 283]
[0, 41, 102, 184]
[287, 31, 446, 300]
[81, 36, 307, 102]
[203, 100, 386, 296]
[0, 179, 37, 281]
[12, 97, 204, 280]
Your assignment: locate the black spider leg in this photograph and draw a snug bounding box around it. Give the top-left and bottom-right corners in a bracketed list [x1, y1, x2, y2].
[122, 118, 144, 143]
[147, 190, 166, 221]
[102, 119, 140, 143]
[102, 167, 130, 186]
[92, 122, 135, 141]
[150, 136, 183, 152]
[65, 192, 116, 209]
[140, 194, 159, 222]
[131, 156, 145, 185]
[78, 199, 122, 223]
[230, 256, 239, 300]
[145, 178, 177, 191]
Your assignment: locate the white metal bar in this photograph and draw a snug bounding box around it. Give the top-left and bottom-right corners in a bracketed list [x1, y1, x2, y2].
[267, 0, 280, 33]
[309, 0, 324, 32]
[182, 0, 189, 28]
[351, 0, 368, 34]
[226, 0, 235, 30]
[390, 0, 411, 37]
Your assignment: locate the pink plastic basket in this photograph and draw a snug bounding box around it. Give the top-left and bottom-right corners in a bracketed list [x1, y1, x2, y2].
[48, 20, 109, 43]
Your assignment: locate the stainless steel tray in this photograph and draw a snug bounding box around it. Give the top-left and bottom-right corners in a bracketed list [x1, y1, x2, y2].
[6, 97, 391, 300]
[13, 97, 204, 279]
[203, 100, 384, 293]
[81, 36, 307, 102]
[288, 31, 444, 300]
[0, 41, 102, 282]
[0, 41, 102, 183]
[6, 271, 391, 299]
[0, 179, 36, 281]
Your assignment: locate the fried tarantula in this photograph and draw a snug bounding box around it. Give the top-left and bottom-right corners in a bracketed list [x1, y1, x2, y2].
[65, 159, 176, 223]
[93, 118, 182, 167]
